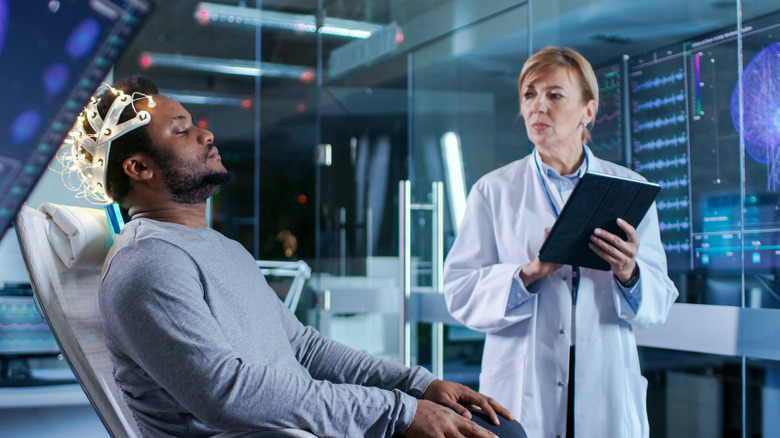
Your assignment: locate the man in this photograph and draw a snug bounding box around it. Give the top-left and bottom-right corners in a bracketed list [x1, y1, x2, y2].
[64, 75, 522, 438]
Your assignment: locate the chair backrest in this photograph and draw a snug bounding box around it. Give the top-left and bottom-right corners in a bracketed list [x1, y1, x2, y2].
[14, 203, 319, 438]
[14, 203, 141, 438]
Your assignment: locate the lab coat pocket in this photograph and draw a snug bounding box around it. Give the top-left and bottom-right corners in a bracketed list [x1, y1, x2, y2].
[625, 370, 649, 438]
[479, 355, 526, 415]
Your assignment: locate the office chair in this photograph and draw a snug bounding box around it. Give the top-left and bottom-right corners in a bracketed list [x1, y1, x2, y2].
[14, 203, 315, 438]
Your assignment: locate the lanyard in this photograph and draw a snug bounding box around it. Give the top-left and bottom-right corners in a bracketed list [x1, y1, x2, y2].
[532, 146, 589, 217]
[533, 146, 589, 301]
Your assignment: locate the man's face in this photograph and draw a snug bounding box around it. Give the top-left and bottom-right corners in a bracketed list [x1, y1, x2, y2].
[140, 96, 234, 204]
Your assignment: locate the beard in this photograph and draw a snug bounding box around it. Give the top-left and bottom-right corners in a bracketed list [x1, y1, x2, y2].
[158, 148, 236, 204]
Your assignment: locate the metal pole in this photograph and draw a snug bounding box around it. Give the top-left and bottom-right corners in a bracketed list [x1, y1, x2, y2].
[399, 180, 411, 366]
[339, 207, 346, 276]
[431, 181, 444, 378]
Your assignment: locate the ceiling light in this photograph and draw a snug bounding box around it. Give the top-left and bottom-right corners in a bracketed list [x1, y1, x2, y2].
[139, 52, 315, 81]
[194, 2, 382, 39]
[441, 132, 467, 232]
[159, 89, 252, 108]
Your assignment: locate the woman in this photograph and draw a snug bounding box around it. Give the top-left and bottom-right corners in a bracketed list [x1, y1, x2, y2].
[442, 47, 678, 438]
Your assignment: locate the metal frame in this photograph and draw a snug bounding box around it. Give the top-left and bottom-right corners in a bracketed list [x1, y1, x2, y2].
[399, 181, 445, 377]
[256, 260, 311, 313]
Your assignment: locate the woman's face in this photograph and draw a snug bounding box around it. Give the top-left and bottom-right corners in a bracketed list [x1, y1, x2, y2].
[519, 67, 595, 153]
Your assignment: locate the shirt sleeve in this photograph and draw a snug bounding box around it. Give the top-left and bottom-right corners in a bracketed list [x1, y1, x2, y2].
[507, 267, 541, 312]
[614, 275, 642, 314]
[101, 238, 428, 437]
[275, 295, 437, 399]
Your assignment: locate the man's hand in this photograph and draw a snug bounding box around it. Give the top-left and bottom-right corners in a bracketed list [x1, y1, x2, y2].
[404, 400, 497, 438]
[422, 380, 513, 426]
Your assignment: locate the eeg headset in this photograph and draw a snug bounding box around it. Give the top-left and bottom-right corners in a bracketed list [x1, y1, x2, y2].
[61, 84, 156, 204]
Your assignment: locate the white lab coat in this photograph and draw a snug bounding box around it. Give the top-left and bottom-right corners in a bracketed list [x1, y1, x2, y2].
[443, 147, 678, 438]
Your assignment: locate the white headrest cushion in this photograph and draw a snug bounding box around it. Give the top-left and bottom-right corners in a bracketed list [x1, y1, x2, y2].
[39, 202, 113, 270]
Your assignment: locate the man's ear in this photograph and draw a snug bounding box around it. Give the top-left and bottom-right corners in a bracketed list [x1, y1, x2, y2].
[122, 154, 155, 182]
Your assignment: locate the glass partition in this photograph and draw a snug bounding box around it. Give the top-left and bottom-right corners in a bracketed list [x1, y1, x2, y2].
[408, 0, 530, 384]
[731, 10, 780, 313]
[309, 5, 410, 364]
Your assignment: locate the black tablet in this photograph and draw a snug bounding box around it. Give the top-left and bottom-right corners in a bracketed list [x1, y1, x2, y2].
[538, 171, 661, 270]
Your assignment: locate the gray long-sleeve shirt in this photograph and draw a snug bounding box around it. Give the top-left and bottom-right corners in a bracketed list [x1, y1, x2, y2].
[100, 219, 436, 437]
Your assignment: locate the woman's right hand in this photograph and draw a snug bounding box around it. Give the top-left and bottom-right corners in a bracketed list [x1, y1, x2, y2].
[519, 227, 562, 287]
[519, 257, 562, 287]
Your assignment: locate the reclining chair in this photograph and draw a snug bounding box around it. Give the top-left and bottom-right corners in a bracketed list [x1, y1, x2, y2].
[14, 203, 315, 438]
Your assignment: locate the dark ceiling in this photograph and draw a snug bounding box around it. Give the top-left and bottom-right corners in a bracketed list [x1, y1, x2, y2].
[112, 0, 779, 146]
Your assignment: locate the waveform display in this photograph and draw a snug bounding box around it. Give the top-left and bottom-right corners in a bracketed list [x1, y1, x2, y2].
[594, 110, 619, 125]
[633, 112, 687, 132]
[633, 91, 686, 113]
[591, 137, 622, 150]
[0, 337, 57, 350]
[633, 134, 688, 152]
[659, 218, 691, 232]
[632, 70, 685, 92]
[0, 296, 59, 355]
[591, 63, 624, 164]
[635, 155, 688, 172]
[0, 322, 49, 332]
[657, 176, 690, 190]
[657, 197, 690, 211]
[663, 240, 692, 252]
[630, 55, 693, 269]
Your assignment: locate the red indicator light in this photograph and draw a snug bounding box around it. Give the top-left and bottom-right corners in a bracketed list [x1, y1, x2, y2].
[300, 70, 314, 83]
[140, 54, 152, 69]
[198, 10, 210, 25]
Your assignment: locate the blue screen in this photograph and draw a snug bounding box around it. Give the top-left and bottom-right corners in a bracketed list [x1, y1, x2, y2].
[0, 0, 155, 239]
[628, 11, 780, 273]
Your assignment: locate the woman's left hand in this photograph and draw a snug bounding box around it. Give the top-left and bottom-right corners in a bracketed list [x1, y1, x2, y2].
[589, 218, 639, 283]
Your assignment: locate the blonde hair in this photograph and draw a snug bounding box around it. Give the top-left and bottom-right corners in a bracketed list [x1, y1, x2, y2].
[518, 46, 599, 143]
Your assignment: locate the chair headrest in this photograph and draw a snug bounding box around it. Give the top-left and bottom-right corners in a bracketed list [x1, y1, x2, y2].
[39, 202, 113, 270]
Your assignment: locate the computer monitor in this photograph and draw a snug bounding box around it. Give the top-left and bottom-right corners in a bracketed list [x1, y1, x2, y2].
[0, 0, 156, 240]
[0, 293, 58, 356]
[0, 289, 68, 386]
